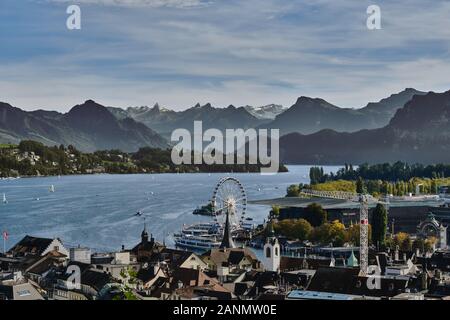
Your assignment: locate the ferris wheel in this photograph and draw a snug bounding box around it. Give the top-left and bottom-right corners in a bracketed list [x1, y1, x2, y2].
[211, 177, 247, 227]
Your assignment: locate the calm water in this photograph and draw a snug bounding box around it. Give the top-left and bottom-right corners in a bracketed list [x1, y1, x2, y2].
[0, 165, 341, 252]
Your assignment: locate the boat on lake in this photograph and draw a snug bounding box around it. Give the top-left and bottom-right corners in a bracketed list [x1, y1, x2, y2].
[174, 222, 222, 250]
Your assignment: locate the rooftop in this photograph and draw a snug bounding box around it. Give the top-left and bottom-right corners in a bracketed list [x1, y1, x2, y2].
[287, 290, 379, 300]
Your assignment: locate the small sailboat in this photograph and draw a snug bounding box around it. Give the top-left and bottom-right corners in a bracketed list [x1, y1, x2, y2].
[2, 193, 7, 204]
[49, 185, 55, 193]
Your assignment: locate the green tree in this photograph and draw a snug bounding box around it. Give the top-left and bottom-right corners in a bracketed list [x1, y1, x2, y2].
[286, 184, 300, 197]
[356, 177, 366, 194]
[292, 219, 313, 241]
[371, 204, 387, 249]
[309, 167, 325, 185]
[305, 203, 327, 227]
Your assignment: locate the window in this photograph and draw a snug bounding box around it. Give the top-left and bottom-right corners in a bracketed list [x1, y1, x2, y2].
[275, 247, 279, 256]
[266, 247, 271, 258]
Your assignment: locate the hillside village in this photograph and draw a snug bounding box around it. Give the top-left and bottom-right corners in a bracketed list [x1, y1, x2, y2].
[2, 214, 450, 301]
[0, 140, 268, 177]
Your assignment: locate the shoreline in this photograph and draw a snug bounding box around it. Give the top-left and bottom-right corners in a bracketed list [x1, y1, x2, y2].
[0, 169, 292, 180]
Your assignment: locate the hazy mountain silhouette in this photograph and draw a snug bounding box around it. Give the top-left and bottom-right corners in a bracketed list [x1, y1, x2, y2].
[0, 100, 168, 152]
[109, 103, 268, 139]
[261, 88, 426, 135]
[280, 90, 450, 164]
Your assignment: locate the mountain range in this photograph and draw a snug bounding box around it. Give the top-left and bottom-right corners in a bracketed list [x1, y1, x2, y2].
[261, 88, 426, 135]
[108, 103, 269, 139]
[2, 88, 449, 164]
[280, 90, 450, 164]
[108, 88, 425, 138]
[0, 100, 167, 152]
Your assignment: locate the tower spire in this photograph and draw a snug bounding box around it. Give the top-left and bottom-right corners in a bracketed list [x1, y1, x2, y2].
[220, 207, 235, 249]
[141, 217, 149, 244]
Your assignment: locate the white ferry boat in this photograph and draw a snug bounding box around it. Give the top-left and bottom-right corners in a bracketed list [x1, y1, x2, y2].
[174, 233, 222, 250]
[174, 222, 223, 249]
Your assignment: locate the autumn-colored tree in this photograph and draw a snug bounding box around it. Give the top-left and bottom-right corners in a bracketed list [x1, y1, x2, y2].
[311, 220, 346, 246]
[393, 232, 412, 251]
[274, 219, 313, 241]
[425, 237, 437, 252]
[271, 205, 280, 218]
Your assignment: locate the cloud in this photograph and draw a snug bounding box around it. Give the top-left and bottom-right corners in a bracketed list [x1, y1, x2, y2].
[45, 0, 209, 8]
[2, 0, 450, 110]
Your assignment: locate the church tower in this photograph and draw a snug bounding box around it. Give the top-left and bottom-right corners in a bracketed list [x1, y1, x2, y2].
[263, 223, 280, 272]
[141, 218, 149, 245]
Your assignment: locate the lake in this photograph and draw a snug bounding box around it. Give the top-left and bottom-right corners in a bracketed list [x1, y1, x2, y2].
[0, 165, 342, 252]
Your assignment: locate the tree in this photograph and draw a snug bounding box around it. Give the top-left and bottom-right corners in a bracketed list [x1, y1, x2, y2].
[328, 220, 347, 247]
[274, 219, 313, 241]
[356, 177, 366, 194]
[393, 232, 412, 251]
[424, 237, 437, 252]
[271, 205, 280, 218]
[371, 204, 387, 249]
[309, 167, 325, 185]
[286, 184, 300, 197]
[305, 203, 327, 227]
[310, 220, 346, 246]
[292, 219, 313, 241]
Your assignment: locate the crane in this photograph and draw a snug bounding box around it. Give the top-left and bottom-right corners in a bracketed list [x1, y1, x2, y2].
[299, 189, 384, 276]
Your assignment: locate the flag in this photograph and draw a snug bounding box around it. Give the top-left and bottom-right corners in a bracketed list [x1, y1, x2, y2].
[2, 231, 8, 241]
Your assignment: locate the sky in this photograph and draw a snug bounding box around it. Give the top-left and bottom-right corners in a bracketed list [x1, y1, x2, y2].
[0, 0, 450, 112]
